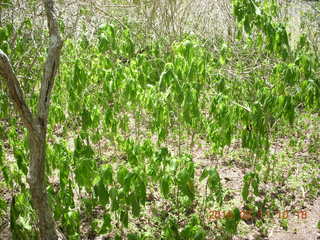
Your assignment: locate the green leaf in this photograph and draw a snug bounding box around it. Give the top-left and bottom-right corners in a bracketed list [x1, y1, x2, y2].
[98, 35, 109, 53]
[208, 168, 223, 205]
[104, 108, 113, 127]
[94, 180, 109, 205]
[81, 108, 92, 129]
[109, 187, 119, 211]
[223, 208, 241, 234]
[199, 169, 209, 182]
[117, 166, 129, 187]
[75, 158, 95, 188]
[160, 175, 171, 199]
[100, 213, 112, 233]
[13, 148, 27, 175]
[252, 173, 259, 196]
[0, 27, 9, 42]
[101, 164, 113, 185]
[0, 142, 4, 167]
[242, 174, 250, 202]
[176, 159, 195, 200]
[129, 193, 141, 217]
[120, 210, 129, 228]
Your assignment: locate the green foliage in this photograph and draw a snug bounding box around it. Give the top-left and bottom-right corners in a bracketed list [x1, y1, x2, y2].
[0, 1, 319, 238]
[233, 0, 289, 58]
[242, 172, 260, 202]
[222, 208, 241, 235]
[200, 168, 223, 206]
[162, 215, 205, 240]
[10, 193, 37, 240]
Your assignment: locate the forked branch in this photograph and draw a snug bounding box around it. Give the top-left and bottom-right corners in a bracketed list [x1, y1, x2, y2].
[0, 0, 64, 239]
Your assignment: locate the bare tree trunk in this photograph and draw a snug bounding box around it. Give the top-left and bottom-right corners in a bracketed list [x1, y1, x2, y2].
[0, 0, 63, 239]
[28, 124, 58, 240]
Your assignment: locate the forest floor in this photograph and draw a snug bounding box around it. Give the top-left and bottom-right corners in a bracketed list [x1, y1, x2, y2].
[178, 112, 320, 240]
[1, 112, 319, 240]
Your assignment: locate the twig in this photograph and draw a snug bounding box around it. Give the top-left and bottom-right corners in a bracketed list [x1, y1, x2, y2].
[231, 101, 252, 112]
[91, 3, 128, 29]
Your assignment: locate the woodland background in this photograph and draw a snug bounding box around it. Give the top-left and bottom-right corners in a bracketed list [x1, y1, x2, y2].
[0, 0, 319, 239]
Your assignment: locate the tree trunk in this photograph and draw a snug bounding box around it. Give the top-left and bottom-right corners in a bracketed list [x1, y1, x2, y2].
[0, 0, 63, 238]
[28, 119, 58, 240]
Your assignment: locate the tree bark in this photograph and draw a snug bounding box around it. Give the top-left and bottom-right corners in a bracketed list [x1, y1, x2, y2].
[0, 0, 63, 239]
[28, 124, 59, 240]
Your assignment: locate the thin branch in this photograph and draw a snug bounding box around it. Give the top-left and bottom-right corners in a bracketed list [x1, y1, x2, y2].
[92, 3, 128, 29]
[38, 0, 63, 126]
[231, 101, 252, 112]
[96, 4, 136, 8]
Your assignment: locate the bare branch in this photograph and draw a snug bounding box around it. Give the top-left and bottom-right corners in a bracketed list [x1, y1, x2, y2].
[92, 3, 128, 29]
[38, 0, 63, 126]
[0, 49, 37, 134]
